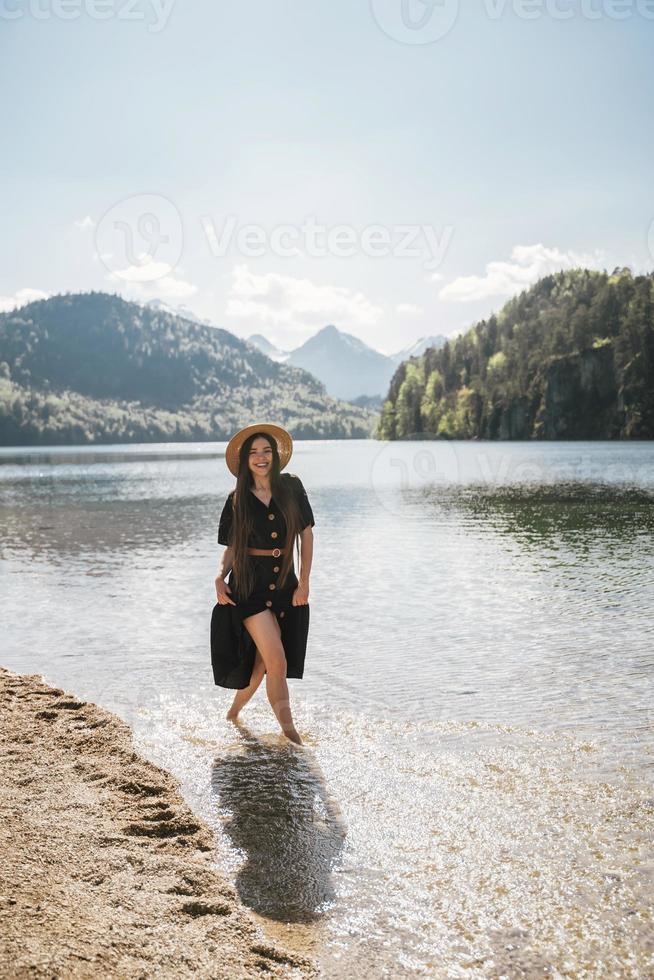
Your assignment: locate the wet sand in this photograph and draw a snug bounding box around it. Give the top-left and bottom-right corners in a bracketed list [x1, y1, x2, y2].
[0, 667, 316, 979]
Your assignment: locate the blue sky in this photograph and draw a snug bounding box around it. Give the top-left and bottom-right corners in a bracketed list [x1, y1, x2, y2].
[1, 0, 652, 354]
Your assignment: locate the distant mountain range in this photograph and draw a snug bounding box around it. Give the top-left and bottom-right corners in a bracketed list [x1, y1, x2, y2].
[146, 299, 450, 402]
[0, 292, 378, 446]
[246, 325, 449, 400]
[377, 267, 654, 440]
[2, 270, 646, 446]
[145, 298, 213, 327]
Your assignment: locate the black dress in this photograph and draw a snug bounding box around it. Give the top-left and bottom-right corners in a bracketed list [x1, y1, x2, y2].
[210, 472, 315, 689]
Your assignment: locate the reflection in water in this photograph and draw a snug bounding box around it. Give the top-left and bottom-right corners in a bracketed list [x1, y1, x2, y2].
[0, 448, 224, 467]
[210, 722, 347, 922]
[0, 494, 218, 564]
[136, 695, 654, 978]
[431, 481, 654, 550]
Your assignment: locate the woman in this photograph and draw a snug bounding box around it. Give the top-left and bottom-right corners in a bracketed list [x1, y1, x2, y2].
[210, 422, 315, 746]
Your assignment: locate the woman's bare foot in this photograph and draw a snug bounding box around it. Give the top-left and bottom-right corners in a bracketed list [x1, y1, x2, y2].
[284, 727, 303, 745]
[226, 709, 240, 721]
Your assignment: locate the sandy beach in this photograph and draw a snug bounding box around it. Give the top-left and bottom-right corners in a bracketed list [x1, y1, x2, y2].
[0, 666, 316, 979]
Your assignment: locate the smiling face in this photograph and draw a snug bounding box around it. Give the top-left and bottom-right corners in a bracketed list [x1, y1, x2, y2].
[247, 435, 274, 480]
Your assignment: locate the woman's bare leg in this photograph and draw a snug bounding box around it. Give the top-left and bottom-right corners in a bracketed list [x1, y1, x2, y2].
[225, 647, 266, 720]
[240, 610, 302, 745]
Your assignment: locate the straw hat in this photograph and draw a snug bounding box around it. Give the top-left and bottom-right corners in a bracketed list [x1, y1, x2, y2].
[225, 422, 293, 477]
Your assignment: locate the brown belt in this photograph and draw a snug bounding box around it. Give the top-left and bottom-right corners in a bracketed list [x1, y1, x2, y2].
[247, 546, 286, 557]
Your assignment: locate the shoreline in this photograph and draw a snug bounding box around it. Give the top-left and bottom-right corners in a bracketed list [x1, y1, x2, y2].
[0, 666, 316, 979]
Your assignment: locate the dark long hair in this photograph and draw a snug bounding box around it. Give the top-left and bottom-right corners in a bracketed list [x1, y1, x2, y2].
[230, 432, 303, 600]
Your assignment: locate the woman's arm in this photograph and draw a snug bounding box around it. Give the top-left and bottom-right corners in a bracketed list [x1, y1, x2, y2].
[215, 545, 236, 604]
[217, 544, 234, 581]
[298, 527, 313, 586]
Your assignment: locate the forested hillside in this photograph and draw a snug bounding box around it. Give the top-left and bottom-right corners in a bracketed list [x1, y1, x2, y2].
[377, 268, 654, 440]
[0, 292, 377, 445]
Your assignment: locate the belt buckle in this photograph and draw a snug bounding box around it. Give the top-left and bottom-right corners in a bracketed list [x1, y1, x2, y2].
[271, 547, 281, 557]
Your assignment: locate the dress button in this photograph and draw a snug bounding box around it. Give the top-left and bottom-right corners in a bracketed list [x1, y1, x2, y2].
[269, 583, 276, 590]
[271, 531, 278, 539]
[279, 611, 285, 618]
[273, 565, 279, 572]
[268, 513, 275, 520]
[265, 600, 272, 607]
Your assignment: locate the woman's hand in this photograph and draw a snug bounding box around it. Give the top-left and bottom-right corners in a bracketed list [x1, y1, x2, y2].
[292, 580, 309, 606]
[215, 576, 236, 605]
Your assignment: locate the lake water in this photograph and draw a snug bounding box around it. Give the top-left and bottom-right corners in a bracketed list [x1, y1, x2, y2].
[1, 439, 653, 977]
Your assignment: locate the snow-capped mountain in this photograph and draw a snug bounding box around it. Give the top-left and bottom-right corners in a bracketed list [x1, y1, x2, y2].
[146, 299, 212, 326]
[246, 333, 290, 363]
[389, 334, 448, 364]
[285, 324, 394, 400]
[247, 324, 454, 400]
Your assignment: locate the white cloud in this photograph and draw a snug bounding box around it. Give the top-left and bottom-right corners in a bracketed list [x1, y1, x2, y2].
[116, 275, 199, 302]
[108, 256, 178, 285]
[438, 244, 606, 303]
[0, 287, 49, 314]
[396, 302, 422, 315]
[226, 264, 383, 331]
[104, 257, 198, 301]
[74, 215, 95, 229]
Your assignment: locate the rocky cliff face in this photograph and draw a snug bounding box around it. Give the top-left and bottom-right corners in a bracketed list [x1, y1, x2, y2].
[482, 344, 624, 440]
[533, 344, 620, 439]
[494, 396, 533, 440]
